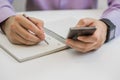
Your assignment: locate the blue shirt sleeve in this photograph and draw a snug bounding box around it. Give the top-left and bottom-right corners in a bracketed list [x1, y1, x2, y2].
[0, 0, 15, 23]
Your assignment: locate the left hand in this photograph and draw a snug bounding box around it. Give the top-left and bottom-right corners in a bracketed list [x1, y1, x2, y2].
[66, 18, 107, 53]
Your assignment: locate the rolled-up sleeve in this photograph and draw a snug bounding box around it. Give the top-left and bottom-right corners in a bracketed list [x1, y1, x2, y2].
[0, 0, 15, 23]
[102, 0, 120, 37]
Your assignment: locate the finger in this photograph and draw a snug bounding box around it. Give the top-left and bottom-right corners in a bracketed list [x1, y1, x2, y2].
[82, 43, 100, 53]
[72, 45, 96, 53]
[13, 23, 42, 43]
[77, 18, 95, 27]
[66, 39, 86, 52]
[28, 17, 44, 30]
[76, 40, 102, 53]
[28, 17, 45, 40]
[66, 39, 86, 50]
[13, 33, 38, 45]
[7, 32, 21, 45]
[15, 15, 45, 39]
[66, 39, 94, 53]
[77, 36, 97, 43]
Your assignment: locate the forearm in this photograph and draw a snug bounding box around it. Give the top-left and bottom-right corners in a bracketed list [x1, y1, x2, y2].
[0, 0, 15, 23]
[101, 0, 120, 37]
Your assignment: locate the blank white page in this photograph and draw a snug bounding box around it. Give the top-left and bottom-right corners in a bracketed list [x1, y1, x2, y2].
[0, 32, 67, 62]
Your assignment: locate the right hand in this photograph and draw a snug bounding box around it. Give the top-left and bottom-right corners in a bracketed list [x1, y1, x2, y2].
[1, 14, 45, 45]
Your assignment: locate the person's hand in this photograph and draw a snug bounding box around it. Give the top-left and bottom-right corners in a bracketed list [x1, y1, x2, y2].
[1, 14, 45, 45]
[66, 18, 107, 53]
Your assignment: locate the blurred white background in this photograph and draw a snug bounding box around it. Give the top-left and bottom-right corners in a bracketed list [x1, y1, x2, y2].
[12, 0, 107, 12]
[12, 0, 26, 12]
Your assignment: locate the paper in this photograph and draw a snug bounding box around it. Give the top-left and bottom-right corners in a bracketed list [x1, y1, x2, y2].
[0, 32, 67, 62]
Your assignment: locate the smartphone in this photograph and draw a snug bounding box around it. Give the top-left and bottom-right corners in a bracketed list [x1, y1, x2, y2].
[67, 26, 96, 40]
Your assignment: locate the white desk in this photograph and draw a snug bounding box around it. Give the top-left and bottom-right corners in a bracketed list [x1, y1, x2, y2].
[0, 9, 120, 80]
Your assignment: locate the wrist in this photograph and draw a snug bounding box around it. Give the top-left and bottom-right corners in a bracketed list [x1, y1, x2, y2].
[0, 16, 11, 34]
[0, 20, 6, 34]
[100, 18, 116, 43]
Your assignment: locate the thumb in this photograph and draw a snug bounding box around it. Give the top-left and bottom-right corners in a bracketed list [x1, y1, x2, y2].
[76, 18, 95, 27]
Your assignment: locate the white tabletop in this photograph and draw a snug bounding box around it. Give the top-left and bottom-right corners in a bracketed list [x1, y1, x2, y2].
[0, 9, 120, 80]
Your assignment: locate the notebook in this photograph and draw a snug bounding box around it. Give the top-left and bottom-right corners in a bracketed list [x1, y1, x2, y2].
[0, 17, 78, 62]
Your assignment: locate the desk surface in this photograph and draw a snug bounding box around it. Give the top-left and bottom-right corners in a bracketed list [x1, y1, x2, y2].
[0, 9, 120, 80]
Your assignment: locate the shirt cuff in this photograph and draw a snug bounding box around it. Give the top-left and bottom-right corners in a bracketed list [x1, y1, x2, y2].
[0, 7, 16, 23]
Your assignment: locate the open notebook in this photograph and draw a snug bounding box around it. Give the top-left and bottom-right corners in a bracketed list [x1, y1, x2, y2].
[0, 17, 78, 62]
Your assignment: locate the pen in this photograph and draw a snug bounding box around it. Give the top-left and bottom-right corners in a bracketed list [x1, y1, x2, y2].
[23, 14, 49, 45]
